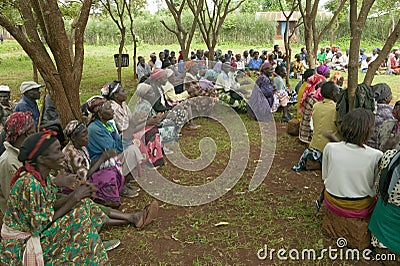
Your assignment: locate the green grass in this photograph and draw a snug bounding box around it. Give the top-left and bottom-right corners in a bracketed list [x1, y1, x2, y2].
[1, 41, 397, 265]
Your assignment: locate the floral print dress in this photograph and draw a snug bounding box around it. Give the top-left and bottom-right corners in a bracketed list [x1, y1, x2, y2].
[0, 172, 109, 265]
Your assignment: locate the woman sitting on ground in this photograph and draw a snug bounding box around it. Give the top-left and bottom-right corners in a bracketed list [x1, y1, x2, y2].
[367, 83, 394, 149]
[163, 69, 199, 129]
[0, 131, 109, 264]
[86, 96, 144, 203]
[292, 81, 340, 172]
[184, 61, 218, 116]
[298, 74, 326, 143]
[321, 108, 383, 249]
[368, 149, 400, 258]
[63, 120, 159, 228]
[296, 69, 315, 120]
[272, 65, 292, 122]
[247, 62, 274, 122]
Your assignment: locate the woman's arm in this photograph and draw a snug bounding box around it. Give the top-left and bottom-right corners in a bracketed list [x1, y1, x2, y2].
[53, 183, 97, 221]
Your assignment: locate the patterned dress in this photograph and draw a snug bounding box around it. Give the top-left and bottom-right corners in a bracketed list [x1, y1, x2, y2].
[0, 172, 109, 265]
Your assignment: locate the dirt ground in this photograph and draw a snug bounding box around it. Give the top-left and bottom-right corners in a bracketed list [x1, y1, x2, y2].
[104, 121, 387, 266]
[0, 120, 390, 265]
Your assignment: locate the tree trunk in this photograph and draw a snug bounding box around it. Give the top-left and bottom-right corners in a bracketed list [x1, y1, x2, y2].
[304, 23, 315, 69]
[181, 43, 190, 61]
[364, 18, 400, 86]
[208, 47, 215, 61]
[133, 33, 137, 80]
[33, 62, 38, 83]
[348, 0, 375, 111]
[117, 27, 126, 81]
[0, 0, 88, 127]
[348, 0, 361, 111]
[330, 18, 339, 47]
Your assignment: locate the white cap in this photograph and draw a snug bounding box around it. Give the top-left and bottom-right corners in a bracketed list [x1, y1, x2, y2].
[20, 81, 45, 94]
[0, 85, 10, 92]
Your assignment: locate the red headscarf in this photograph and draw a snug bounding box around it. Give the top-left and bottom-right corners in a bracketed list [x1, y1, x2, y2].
[149, 69, 167, 80]
[299, 74, 326, 111]
[10, 130, 58, 189]
[5, 112, 35, 142]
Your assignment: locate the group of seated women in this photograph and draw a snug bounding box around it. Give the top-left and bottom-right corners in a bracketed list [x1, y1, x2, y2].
[285, 64, 400, 258]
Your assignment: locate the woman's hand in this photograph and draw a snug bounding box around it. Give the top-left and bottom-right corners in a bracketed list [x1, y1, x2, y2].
[53, 169, 78, 189]
[101, 149, 118, 160]
[73, 182, 97, 202]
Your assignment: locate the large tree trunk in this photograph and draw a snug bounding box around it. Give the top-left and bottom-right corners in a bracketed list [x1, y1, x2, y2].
[348, 0, 362, 111]
[348, 0, 375, 111]
[0, 0, 89, 126]
[364, 18, 400, 86]
[298, 0, 347, 70]
[304, 24, 315, 69]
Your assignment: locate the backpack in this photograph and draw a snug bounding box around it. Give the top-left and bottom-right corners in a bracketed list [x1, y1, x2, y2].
[135, 126, 164, 167]
[336, 83, 376, 123]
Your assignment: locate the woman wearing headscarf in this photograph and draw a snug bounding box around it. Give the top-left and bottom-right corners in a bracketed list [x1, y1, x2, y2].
[298, 74, 326, 143]
[368, 83, 394, 149]
[63, 120, 159, 226]
[86, 96, 144, 201]
[0, 131, 109, 265]
[0, 112, 36, 214]
[101, 80, 131, 135]
[247, 62, 274, 122]
[147, 69, 193, 133]
[293, 82, 340, 172]
[296, 68, 315, 120]
[133, 83, 179, 145]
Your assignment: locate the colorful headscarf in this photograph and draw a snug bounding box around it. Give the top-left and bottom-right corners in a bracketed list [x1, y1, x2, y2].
[64, 120, 86, 138]
[101, 81, 121, 99]
[184, 61, 197, 72]
[260, 61, 272, 70]
[5, 111, 35, 142]
[299, 74, 326, 111]
[86, 96, 107, 114]
[11, 130, 58, 189]
[149, 69, 167, 80]
[317, 64, 330, 76]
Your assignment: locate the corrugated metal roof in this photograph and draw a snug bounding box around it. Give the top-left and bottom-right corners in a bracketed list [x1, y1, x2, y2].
[256, 11, 333, 21]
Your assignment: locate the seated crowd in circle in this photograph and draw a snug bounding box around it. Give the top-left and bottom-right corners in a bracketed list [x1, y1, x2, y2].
[1, 43, 400, 263]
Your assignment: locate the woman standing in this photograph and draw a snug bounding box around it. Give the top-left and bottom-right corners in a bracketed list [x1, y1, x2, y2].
[0, 131, 109, 265]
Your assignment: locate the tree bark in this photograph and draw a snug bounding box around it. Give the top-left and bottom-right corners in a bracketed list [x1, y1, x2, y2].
[364, 18, 400, 86]
[162, 0, 202, 61]
[348, 0, 375, 111]
[192, 0, 245, 62]
[298, 0, 347, 70]
[0, 0, 89, 126]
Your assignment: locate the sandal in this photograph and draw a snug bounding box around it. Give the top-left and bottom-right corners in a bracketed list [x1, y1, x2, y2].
[136, 200, 159, 229]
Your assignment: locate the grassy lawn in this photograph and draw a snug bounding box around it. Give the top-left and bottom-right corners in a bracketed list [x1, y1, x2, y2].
[1, 40, 399, 265]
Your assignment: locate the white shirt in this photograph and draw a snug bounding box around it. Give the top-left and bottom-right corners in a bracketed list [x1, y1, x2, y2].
[153, 59, 162, 70]
[322, 142, 382, 198]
